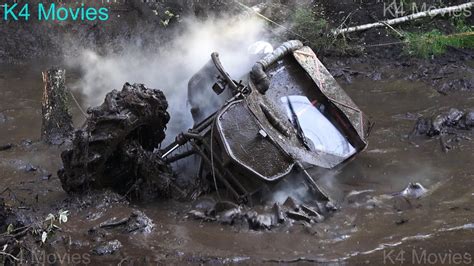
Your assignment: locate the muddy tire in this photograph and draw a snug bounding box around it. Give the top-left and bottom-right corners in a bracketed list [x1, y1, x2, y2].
[58, 83, 171, 195]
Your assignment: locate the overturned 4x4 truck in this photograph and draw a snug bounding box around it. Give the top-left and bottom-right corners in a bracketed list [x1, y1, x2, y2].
[58, 41, 370, 214]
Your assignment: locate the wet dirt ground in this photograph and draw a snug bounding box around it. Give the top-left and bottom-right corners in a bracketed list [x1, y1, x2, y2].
[0, 58, 473, 264]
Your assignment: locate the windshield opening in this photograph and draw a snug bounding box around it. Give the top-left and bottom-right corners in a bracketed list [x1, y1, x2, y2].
[281, 96, 356, 159]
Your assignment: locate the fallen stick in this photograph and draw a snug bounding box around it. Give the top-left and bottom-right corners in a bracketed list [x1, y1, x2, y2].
[0, 144, 13, 151]
[0, 251, 20, 261]
[99, 217, 130, 229]
[332, 2, 474, 35]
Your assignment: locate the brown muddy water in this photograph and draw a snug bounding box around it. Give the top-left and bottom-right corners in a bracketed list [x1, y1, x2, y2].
[0, 61, 473, 265]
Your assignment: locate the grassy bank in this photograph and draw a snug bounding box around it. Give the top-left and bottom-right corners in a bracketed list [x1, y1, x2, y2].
[403, 19, 474, 58]
[286, 4, 473, 58]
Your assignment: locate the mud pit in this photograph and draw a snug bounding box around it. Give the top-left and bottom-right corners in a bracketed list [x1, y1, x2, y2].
[0, 55, 473, 264]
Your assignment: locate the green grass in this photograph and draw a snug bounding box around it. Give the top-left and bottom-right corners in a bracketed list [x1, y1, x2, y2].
[403, 20, 474, 58]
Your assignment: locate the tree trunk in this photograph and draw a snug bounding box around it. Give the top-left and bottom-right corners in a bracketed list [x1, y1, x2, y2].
[41, 68, 73, 145]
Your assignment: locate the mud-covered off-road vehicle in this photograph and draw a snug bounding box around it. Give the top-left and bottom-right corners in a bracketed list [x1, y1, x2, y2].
[58, 40, 370, 206]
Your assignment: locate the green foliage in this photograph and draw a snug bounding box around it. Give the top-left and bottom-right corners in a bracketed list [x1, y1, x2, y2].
[453, 17, 472, 33]
[160, 10, 175, 27]
[403, 20, 474, 58]
[291, 8, 329, 50]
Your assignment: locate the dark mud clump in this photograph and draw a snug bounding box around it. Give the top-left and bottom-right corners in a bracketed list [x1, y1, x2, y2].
[411, 108, 474, 137]
[187, 196, 335, 231]
[410, 108, 473, 152]
[58, 83, 173, 199]
[407, 60, 474, 95]
[0, 198, 7, 230]
[92, 239, 123, 256]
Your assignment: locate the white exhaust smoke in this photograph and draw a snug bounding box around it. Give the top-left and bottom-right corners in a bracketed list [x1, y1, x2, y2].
[67, 15, 269, 143]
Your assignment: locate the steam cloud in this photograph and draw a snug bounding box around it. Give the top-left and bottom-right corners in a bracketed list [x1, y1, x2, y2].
[65, 12, 330, 202]
[67, 15, 268, 144]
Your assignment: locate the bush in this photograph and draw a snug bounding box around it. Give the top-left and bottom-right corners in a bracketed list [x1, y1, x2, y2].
[291, 8, 329, 50]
